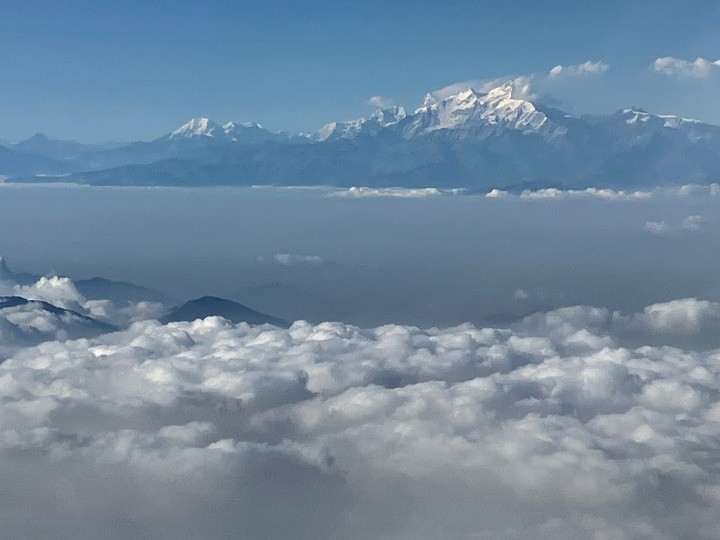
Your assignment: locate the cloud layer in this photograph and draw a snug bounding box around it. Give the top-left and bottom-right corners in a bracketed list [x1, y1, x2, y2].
[486, 187, 652, 201]
[331, 186, 458, 198]
[2, 297, 720, 538]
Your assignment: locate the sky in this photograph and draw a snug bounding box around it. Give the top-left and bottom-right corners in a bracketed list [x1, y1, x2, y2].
[0, 0, 719, 142]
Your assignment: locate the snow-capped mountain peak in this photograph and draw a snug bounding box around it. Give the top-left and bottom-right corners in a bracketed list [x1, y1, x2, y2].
[421, 92, 439, 107]
[222, 121, 264, 132]
[315, 82, 564, 142]
[315, 119, 365, 141]
[221, 121, 268, 141]
[315, 105, 409, 141]
[453, 87, 483, 103]
[169, 117, 221, 139]
[486, 81, 514, 98]
[621, 107, 703, 129]
[406, 82, 557, 138]
[163, 118, 278, 143]
[370, 106, 407, 127]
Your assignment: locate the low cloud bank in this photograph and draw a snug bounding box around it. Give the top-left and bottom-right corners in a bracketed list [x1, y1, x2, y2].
[330, 186, 463, 198]
[2, 297, 720, 538]
[486, 187, 653, 201]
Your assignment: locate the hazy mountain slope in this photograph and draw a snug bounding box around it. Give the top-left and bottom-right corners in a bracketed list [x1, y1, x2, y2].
[75, 277, 168, 304]
[0, 144, 70, 176]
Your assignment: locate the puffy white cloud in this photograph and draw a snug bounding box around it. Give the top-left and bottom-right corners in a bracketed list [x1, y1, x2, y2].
[653, 56, 720, 78]
[258, 253, 324, 266]
[12, 275, 85, 311]
[367, 95, 395, 109]
[676, 183, 720, 197]
[646, 215, 705, 235]
[681, 214, 704, 231]
[2, 298, 720, 537]
[513, 288, 530, 300]
[548, 60, 610, 78]
[645, 220, 670, 234]
[485, 188, 509, 198]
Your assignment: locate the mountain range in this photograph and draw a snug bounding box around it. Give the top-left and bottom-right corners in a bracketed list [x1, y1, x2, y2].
[0, 257, 289, 347]
[3, 82, 720, 189]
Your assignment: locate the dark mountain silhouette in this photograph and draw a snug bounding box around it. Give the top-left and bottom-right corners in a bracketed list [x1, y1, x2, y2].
[161, 296, 288, 327]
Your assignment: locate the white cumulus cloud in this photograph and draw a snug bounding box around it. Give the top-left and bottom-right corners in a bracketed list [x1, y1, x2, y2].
[645, 215, 705, 235]
[367, 95, 395, 109]
[548, 60, 610, 78]
[645, 220, 671, 234]
[2, 298, 720, 537]
[652, 56, 720, 78]
[681, 214, 704, 231]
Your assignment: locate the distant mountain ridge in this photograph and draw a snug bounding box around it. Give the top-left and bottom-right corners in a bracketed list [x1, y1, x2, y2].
[75, 277, 168, 304]
[4, 81, 720, 189]
[0, 295, 117, 336]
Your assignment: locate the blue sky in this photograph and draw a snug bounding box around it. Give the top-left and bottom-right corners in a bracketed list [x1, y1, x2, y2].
[1, 0, 719, 142]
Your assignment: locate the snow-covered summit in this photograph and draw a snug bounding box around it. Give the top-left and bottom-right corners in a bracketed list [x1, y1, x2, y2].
[621, 107, 702, 129]
[222, 121, 264, 132]
[315, 106, 408, 141]
[315, 119, 363, 141]
[314, 82, 565, 142]
[370, 106, 407, 127]
[222, 121, 270, 142]
[168, 117, 222, 139]
[163, 117, 282, 143]
[406, 82, 560, 138]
